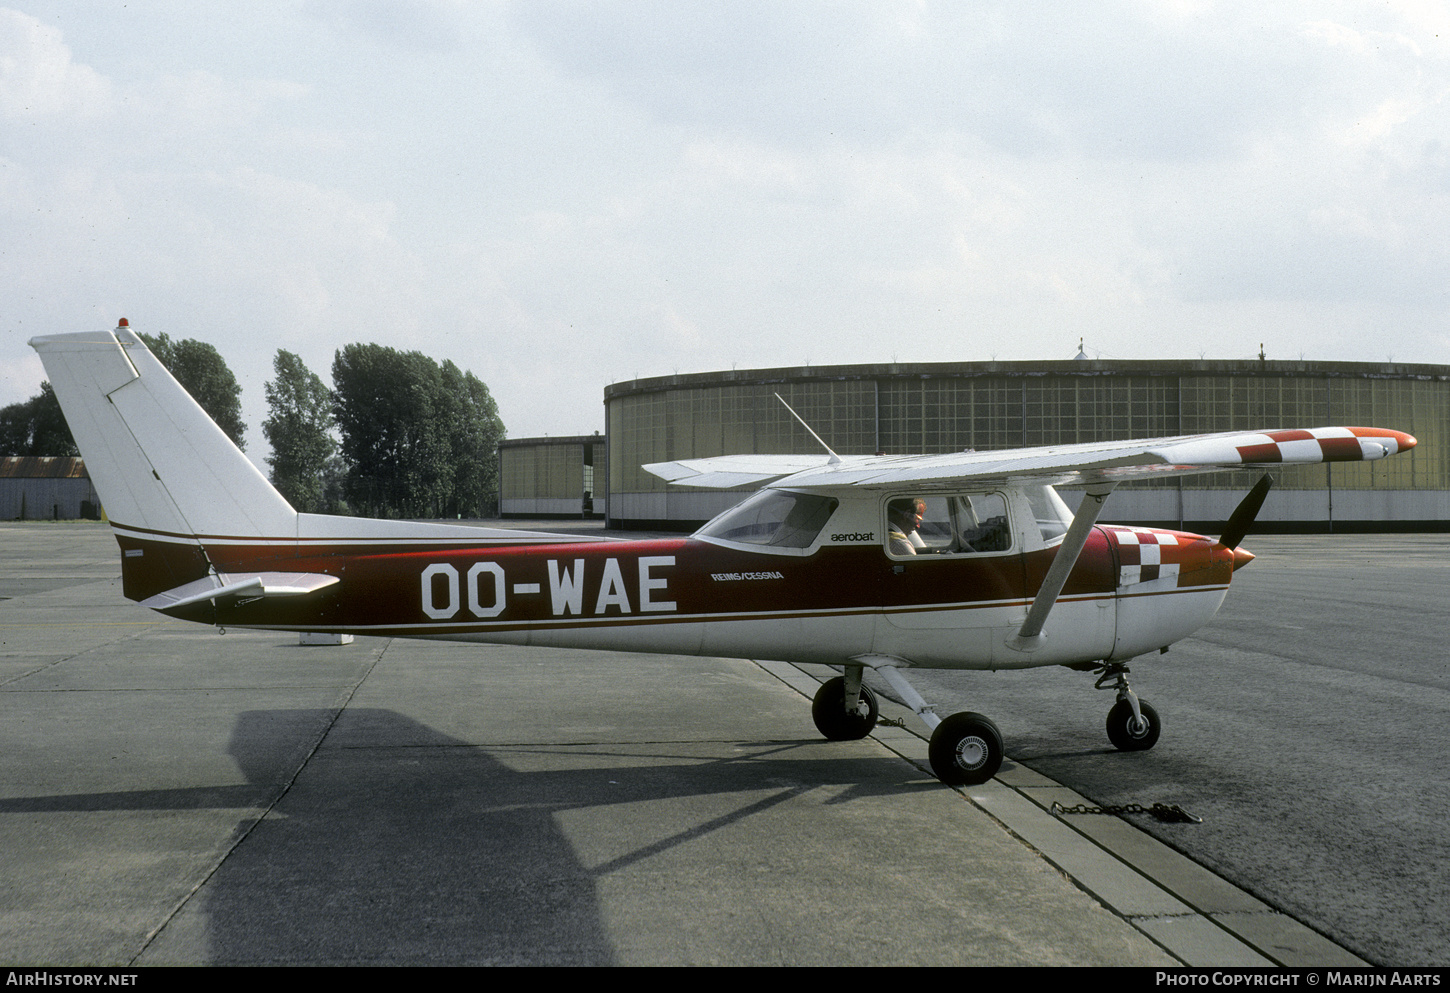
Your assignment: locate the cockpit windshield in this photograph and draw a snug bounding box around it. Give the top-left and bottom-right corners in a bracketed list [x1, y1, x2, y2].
[1025, 484, 1073, 543]
[698, 489, 839, 549]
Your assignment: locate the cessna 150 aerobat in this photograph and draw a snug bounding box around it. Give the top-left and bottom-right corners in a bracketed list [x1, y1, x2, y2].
[31, 326, 1417, 786]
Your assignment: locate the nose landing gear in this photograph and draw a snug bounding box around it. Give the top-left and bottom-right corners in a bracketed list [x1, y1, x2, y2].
[1096, 662, 1161, 751]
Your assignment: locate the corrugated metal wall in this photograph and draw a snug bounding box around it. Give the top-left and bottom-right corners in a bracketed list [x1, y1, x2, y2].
[0, 459, 101, 519]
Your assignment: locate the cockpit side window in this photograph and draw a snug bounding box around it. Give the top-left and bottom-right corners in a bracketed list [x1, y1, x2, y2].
[698, 489, 839, 550]
[885, 493, 1011, 558]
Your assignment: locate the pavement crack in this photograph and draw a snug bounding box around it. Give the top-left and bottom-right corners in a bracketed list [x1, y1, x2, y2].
[125, 638, 390, 966]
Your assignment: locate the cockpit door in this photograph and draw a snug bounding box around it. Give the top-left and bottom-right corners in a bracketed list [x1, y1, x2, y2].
[876, 492, 1028, 667]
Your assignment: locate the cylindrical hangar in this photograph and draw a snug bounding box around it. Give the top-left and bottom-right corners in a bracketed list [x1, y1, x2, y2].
[602, 359, 1450, 532]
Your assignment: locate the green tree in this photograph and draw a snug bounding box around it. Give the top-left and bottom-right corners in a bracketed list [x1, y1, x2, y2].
[140, 332, 247, 448]
[331, 344, 504, 519]
[0, 382, 78, 457]
[263, 350, 338, 514]
[332, 344, 445, 518]
[439, 360, 505, 517]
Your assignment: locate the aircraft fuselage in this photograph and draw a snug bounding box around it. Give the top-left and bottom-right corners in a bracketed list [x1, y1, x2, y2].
[148, 520, 1236, 671]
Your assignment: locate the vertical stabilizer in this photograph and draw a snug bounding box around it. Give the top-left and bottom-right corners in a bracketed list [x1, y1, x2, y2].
[30, 326, 298, 598]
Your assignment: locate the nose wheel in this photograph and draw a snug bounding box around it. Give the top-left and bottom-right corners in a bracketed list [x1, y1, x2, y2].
[1096, 662, 1161, 751]
[1106, 698, 1160, 751]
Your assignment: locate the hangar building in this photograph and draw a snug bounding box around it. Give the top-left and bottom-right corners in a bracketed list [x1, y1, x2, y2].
[601, 358, 1450, 532]
[1, 457, 101, 521]
[498, 434, 606, 520]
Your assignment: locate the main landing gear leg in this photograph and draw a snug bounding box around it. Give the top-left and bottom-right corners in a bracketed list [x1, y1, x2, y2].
[811, 664, 879, 741]
[867, 659, 1004, 787]
[1095, 662, 1161, 751]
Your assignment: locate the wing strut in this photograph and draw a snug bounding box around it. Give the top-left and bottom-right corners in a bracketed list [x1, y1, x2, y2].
[1010, 483, 1116, 652]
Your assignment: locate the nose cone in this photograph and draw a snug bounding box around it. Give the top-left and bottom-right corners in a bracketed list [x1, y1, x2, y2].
[1232, 546, 1256, 572]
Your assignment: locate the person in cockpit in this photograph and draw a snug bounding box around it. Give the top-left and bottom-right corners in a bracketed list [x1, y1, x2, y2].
[887, 498, 927, 555]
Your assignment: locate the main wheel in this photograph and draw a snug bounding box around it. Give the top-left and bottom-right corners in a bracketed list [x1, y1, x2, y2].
[1106, 699, 1160, 751]
[928, 712, 1003, 786]
[811, 676, 879, 740]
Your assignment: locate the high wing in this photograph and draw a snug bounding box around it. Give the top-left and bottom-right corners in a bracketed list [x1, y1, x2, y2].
[644, 426, 1417, 491]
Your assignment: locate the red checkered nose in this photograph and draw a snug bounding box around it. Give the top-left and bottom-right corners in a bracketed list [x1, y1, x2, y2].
[1106, 527, 1237, 590]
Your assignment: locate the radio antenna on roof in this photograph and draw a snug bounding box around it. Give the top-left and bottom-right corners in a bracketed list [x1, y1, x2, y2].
[774, 392, 841, 465]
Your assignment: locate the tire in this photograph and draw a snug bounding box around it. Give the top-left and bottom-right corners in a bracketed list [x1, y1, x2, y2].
[811, 676, 879, 741]
[928, 711, 1003, 785]
[1106, 699, 1160, 751]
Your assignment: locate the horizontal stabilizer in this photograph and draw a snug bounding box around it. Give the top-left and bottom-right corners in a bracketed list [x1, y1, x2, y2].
[141, 572, 340, 611]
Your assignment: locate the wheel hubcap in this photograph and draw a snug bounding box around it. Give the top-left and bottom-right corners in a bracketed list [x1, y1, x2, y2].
[955, 735, 988, 770]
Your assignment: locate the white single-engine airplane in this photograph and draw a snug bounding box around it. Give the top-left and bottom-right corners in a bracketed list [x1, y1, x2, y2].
[31, 326, 1418, 785]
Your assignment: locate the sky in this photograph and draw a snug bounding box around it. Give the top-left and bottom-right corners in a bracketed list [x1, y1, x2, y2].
[3, 1, 1448, 462]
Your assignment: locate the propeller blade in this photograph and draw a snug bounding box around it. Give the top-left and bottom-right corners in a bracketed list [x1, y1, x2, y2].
[1220, 474, 1274, 550]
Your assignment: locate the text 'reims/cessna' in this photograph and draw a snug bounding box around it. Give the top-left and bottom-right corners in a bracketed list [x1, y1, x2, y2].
[31, 326, 1417, 785]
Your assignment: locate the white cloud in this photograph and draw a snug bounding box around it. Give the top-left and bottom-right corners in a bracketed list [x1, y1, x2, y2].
[0, 8, 109, 119]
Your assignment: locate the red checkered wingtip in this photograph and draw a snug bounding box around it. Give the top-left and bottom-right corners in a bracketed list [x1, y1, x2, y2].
[1238, 427, 1417, 465]
[1349, 428, 1417, 453]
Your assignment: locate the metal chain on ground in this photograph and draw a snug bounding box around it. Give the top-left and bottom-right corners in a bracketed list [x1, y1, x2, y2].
[1051, 801, 1202, 823]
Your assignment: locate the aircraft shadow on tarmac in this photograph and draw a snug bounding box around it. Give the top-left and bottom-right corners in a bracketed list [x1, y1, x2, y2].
[2, 708, 935, 965]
